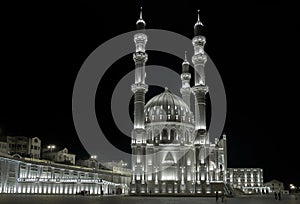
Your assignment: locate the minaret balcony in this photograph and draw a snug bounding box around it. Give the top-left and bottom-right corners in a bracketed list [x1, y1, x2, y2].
[192, 35, 206, 47]
[133, 52, 148, 62]
[181, 73, 191, 80]
[192, 85, 208, 94]
[131, 83, 148, 93]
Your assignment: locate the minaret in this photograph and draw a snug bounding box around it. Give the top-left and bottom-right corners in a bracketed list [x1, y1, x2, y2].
[180, 51, 192, 108]
[192, 10, 209, 193]
[130, 7, 148, 195]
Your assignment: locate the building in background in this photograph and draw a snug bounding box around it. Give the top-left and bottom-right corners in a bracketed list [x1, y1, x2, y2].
[227, 168, 268, 194]
[76, 155, 108, 170]
[42, 147, 76, 165]
[0, 140, 8, 155]
[102, 160, 129, 169]
[0, 136, 41, 159]
[265, 179, 285, 193]
[102, 160, 132, 177]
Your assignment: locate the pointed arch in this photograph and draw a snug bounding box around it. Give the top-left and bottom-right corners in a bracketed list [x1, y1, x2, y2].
[162, 128, 168, 142]
[170, 128, 176, 142]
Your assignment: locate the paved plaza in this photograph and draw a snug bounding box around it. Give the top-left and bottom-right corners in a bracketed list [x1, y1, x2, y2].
[0, 195, 299, 204]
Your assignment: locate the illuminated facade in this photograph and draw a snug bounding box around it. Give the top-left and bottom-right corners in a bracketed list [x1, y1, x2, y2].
[130, 9, 228, 195]
[0, 155, 130, 194]
[227, 168, 268, 194]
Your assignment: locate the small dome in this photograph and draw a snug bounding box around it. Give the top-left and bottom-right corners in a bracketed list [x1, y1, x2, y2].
[136, 19, 146, 30]
[145, 88, 194, 124]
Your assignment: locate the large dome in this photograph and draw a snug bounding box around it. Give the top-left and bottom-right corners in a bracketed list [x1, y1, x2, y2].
[145, 88, 194, 124]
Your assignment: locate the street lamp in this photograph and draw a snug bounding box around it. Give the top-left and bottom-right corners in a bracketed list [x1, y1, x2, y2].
[47, 145, 56, 152]
[290, 184, 296, 190]
[91, 155, 97, 159]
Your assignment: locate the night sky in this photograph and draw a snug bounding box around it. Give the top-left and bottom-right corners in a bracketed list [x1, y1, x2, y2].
[0, 1, 299, 188]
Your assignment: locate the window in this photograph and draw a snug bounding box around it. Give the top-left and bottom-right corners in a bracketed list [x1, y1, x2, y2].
[170, 129, 176, 142]
[162, 129, 168, 141]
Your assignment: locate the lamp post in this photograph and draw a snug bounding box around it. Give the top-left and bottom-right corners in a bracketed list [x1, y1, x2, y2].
[47, 145, 56, 152]
[91, 155, 97, 159]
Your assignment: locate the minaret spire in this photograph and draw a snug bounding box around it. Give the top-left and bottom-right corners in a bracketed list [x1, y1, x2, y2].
[194, 9, 204, 36]
[196, 9, 203, 26]
[136, 6, 146, 30]
[140, 6, 143, 19]
[180, 51, 191, 108]
[182, 51, 190, 73]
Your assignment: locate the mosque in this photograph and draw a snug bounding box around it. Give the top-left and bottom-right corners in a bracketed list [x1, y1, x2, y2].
[130, 8, 228, 195]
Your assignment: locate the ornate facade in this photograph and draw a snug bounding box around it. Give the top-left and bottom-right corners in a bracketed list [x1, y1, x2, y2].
[0, 154, 130, 194]
[130, 9, 228, 195]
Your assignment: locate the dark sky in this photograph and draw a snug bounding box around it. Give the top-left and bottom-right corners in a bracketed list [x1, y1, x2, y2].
[0, 1, 299, 188]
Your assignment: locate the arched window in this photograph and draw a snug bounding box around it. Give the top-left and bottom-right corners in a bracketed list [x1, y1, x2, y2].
[154, 129, 160, 142]
[162, 129, 168, 142]
[170, 129, 176, 143]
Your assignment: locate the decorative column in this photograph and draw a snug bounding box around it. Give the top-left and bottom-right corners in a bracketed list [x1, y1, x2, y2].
[130, 7, 148, 195]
